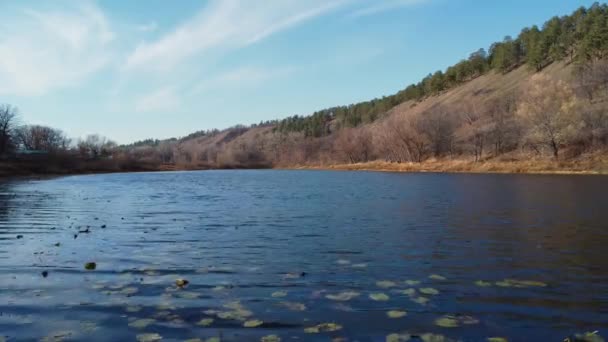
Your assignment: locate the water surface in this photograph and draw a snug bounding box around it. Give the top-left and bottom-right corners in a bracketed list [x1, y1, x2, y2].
[1, 170, 607, 341]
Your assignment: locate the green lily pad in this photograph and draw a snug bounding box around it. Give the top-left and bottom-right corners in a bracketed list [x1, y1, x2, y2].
[351, 263, 368, 268]
[261, 335, 281, 342]
[487, 338, 508, 342]
[197, 318, 214, 326]
[304, 322, 343, 333]
[279, 301, 307, 311]
[205, 338, 220, 342]
[129, 318, 156, 329]
[136, 333, 162, 342]
[410, 296, 430, 305]
[326, 291, 360, 301]
[369, 293, 390, 301]
[126, 306, 142, 313]
[401, 288, 417, 296]
[419, 288, 439, 295]
[429, 274, 446, 281]
[435, 316, 459, 328]
[243, 319, 264, 328]
[120, 287, 139, 296]
[84, 262, 96, 270]
[421, 333, 453, 342]
[404, 280, 421, 286]
[336, 259, 351, 265]
[377, 280, 398, 288]
[475, 280, 492, 287]
[271, 291, 287, 298]
[386, 333, 412, 342]
[387, 310, 407, 318]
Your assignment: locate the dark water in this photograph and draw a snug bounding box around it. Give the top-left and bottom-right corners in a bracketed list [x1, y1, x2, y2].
[1, 170, 607, 342]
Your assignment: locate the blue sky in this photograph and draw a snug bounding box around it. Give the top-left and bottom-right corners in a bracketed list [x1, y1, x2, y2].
[0, 0, 596, 143]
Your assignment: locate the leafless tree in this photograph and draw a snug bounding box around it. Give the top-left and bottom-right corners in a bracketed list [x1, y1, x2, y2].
[0, 104, 19, 155]
[15, 125, 71, 152]
[517, 74, 580, 159]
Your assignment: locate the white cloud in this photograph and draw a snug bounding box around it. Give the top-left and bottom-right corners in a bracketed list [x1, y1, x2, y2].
[135, 86, 181, 113]
[191, 66, 296, 94]
[0, 2, 114, 96]
[348, 0, 428, 19]
[124, 0, 346, 72]
[136, 21, 158, 33]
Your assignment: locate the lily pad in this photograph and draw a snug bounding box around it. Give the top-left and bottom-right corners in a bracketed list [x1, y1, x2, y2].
[136, 333, 162, 342]
[419, 288, 439, 295]
[435, 316, 459, 328]
[271, 291, 287, 298]
[304, 323, 343, 333]
[175, 278, 189, 288]
[475, 280, 492, 287]
[326, 291, 360, 301]
[410, 296, 429, 305]
[120, 287, 139, 296]
[376, 280, 398, 288]
[386, 333, 412, 342]
[84, 262, 96, 270]
[205, 338, 220, 342]
[197, 318, 214, 326]
[487, 338, 508, 342]
[261, 335, 281, 342]
[175, 291, 200, 299]
[279, 301, 307, 311]
[336, 259, 351, 265]
[421, 333, 453, 342]
[351, 263, 368, 268]
[402, 288, 417, 296]
[129, 319, 156, 329]
[387, 310, 408, 318]
[429, 274, 446, 281]
[126, 306, 142, 313]
[404, 280, 421, 286]
[243, 319, 264, 328]
[369, 293, 390, 301]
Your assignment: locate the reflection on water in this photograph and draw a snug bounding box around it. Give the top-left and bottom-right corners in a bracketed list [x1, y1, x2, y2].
[0, 170, 607, 341]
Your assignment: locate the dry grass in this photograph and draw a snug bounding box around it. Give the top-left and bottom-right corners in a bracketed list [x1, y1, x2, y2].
[286, 152, 608, 175]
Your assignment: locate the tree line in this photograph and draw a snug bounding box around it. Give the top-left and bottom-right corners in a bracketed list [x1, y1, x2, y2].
[274, 3, 608, 137]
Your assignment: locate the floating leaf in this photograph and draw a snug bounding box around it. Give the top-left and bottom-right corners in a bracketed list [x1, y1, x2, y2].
[184, 339, 203, 342]
[271, 291, 287, 298]
[41, 330, 74, 342]
[401, 288, 417, 296]
[369, 293, 390, 301]
[419, 288, 439, 295]
[212, 286, 227, 292]
[387, 310, 407, 318]
[376, 280, 398, 289]
[136, 333, 162, 342]
[120, 287, 139, 296]
[205, 338, 220, 342]
[564, 331, 604, 342]
[175, 278, 189, 288]
[351, 263, 368, 269]
[326, 291, 360, 301]
[304, 323, 343, 333]
[475, 280, 492, 287]
[126, 306, 142, 313]
[429, 274, 446, 281]
[336, 259, 351, 265]
[279, 301, 307, 311]
[435, 316, 459, 328]
[410, 296, 429, 305]
[197, 318, 214, 326]
[404, 280, 421, 286]
[261, 335, 281, 342]
[487, 338, 508, 342]
[129, 318, 156, 329]
[421, 333, 453, 342]
[386, 333, 412, 342]
[84, 262, 96, 270]
[243, 319, 264, 328]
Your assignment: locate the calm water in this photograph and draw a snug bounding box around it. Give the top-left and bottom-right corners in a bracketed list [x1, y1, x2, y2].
[1, 170, 607, 342]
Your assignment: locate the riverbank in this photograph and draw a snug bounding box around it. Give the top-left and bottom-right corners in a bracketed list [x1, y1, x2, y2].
[284, 153, 608, 175]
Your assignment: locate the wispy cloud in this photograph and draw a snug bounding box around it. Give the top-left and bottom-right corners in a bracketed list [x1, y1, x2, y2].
[136, 21, 158, 33]
[191, 66, 296, 95]
[0, 2, 114, 96]
[348, 0, 428, 19]
[124, 0, 346, 72]
[135, 86, 181, 113]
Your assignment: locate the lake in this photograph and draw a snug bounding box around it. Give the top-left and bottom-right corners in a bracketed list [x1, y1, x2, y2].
[1, 170, 607, 342]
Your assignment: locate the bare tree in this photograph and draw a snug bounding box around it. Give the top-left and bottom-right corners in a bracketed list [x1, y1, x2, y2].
[77, 134, 116, 159]
[0, 104, 19, 155]
[15, 125, 71, 152]
[334, 127, 372, 163]
[573, 60, 608, 102]
[420, 106, 456, 158]
[517, 74, 580, 159]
